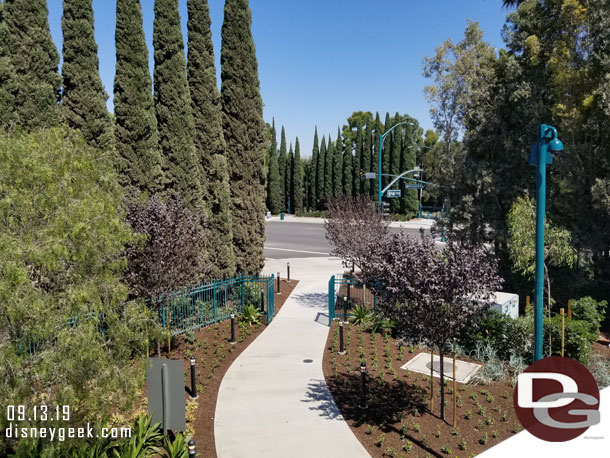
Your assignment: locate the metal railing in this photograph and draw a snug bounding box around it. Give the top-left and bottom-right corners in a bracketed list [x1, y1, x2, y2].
[20, 274, 276, 354]
[156, 274, 275, 336]
[328, 274, 376, 325]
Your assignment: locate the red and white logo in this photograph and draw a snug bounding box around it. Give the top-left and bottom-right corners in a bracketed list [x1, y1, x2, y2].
[513, 356, 600, 442]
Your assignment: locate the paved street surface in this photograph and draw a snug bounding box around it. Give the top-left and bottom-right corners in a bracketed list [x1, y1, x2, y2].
[265, 216, 434, 259]
[214, 256, 370, 458]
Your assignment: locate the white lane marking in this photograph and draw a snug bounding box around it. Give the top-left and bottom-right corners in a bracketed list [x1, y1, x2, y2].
[264, 247, 330, 255]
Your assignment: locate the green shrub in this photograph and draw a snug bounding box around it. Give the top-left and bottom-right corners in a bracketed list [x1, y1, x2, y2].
[569, 296, 607, 339]
[457, 310, 533, 362]
[544, 316, 593, 363]
[0, 129, 151, 454]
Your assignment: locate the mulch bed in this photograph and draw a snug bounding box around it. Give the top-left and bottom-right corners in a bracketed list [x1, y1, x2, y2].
[150, 279, 298, 458]
[322, 321, 523, 458]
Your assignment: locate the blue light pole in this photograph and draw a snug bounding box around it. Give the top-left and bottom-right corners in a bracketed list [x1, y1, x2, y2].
[529, 124, 563, 361]
[378, 121, 414, 208]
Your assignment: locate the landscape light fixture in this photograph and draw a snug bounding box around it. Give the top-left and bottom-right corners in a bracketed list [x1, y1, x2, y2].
[528, 124, 563, 362]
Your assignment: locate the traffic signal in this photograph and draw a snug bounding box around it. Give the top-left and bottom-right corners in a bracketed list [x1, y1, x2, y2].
[381, 201, 390, 217]
[359, 169, 365, 181]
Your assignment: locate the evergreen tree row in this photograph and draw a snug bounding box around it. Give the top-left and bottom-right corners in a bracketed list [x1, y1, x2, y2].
[266, 111, 421, 215]
[0, 0, 266, 277]
[265, 123, 304, 215]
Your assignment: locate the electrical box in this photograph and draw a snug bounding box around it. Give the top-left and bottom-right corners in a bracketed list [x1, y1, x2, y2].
[490, 292, 519, 319]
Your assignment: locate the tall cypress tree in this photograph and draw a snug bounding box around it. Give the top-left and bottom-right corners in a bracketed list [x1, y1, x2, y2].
[372, 112, 383, 198]
[61, 0, 113, 151]
[312, 127, 320, 209]
[265, 121, 280, 213]
[383, 112, 392, 189]
[318, 135, 327, 209]
[286, 143, 293, 212]
[292, 137, 304, 213]
[333, 127, 343, 198]
[114, 0, 164, 193]
[221, 0, 266, 274]
[390, 114, 403, 213]
[0, 2, 18, 129]
[153, 0, 202, 210]
[401, 123, 419, 216]
[354, 126, 363, 195]
[362, 121, 372, 196]
[278, 126, 287, 211]
[343, 130, 352, 197]
[324, 135, 334, 201]
[304, 159, 313, 211]
[187, 0, 235, 279]
[4, 0, 62, 130]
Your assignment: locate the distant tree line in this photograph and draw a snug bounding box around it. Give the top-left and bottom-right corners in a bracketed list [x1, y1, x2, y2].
[266, 111, 424, 216]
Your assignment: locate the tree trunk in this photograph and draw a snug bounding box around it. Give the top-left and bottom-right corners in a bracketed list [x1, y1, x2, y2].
[440, 348, 445, 420]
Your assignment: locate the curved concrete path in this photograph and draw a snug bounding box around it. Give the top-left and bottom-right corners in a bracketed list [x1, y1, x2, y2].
[214, 257, 370, 458]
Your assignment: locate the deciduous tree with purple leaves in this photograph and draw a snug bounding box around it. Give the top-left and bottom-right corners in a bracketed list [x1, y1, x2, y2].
[326, 197, 503, 420]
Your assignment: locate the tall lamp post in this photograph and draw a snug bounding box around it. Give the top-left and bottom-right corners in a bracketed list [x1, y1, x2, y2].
[529, 124, 563, 362]
[378, 121, 415, 208]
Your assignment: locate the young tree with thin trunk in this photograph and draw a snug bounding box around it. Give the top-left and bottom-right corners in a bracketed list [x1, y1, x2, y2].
[61, 0, 113, 151]
[326, 198, 502, 420]
[114, 0, 164, 193]
[221, 0, 266, 274]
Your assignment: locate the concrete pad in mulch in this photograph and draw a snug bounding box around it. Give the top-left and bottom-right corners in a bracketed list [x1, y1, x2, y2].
[401, 352, 482, 384]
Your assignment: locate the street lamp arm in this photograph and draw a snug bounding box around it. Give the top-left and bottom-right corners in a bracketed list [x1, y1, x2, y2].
[381, 121, 414, 142]
[382, 168, 425, 194]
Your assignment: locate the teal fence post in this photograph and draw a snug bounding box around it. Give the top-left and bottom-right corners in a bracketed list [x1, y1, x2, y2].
[328, 275, 335, 325]
[213, 280, 217, 323]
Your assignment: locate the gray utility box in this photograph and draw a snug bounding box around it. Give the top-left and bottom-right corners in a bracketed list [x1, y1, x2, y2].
[146, 358, 186, 433]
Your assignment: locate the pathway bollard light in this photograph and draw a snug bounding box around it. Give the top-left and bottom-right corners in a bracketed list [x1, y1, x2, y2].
[338, 321, 346, 355]
[230, 313, 236, 344]
[277, 272, 281, 293]
[188, 439, 196, 457]
[343, 295, 348, 322]
[359, 362, 368, 409]
[287, 262, 290, 281]
[190, 356, 198, 399]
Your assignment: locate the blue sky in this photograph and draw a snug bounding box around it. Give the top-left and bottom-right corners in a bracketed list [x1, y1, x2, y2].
[46, 0, 511, 157]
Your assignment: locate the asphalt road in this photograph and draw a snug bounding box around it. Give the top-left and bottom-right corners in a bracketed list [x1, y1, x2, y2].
[264, 221, 427, 259]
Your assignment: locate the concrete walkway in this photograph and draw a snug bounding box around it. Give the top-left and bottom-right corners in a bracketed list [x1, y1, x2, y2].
[214, 257, 370, 458]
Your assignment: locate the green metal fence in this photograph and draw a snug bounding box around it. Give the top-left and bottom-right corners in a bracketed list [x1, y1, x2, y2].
[328, 274, 376, 325]
[157, 274, 275, 336]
